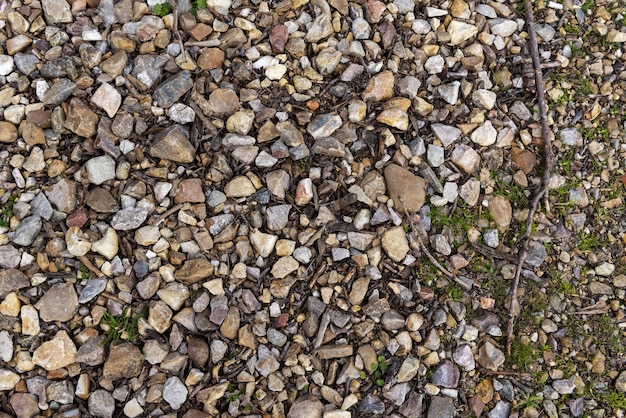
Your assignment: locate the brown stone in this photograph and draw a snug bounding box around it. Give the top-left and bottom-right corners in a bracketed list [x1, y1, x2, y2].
[103, 343, 144, 380]
[86, 187, 119, 213]
[149, 124, 195, 164]
[174, 178, 205, 203]
[362, 70, 394, 101]
[0, 269, 30, 299]
[511, 147, 536, 175]
[175, 258, 214, 284]
[207, 88, 240, 117]
[0, 122, 17, 143]
[64, 98, 98, 138]
[384, 164, 427, 213]
[197, 48, 225, 70]
[270, 25, 289, 53]
[21, 122, 45, 146]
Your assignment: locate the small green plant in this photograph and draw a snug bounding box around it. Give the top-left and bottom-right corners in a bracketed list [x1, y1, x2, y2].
[225, 383, 243, 402]
[100, 307, 145, 347]
[153, 1, 171, 16]
[514, 392, 542, 410]
[80, 265, 89, 280]
[578, 233, 601, 251]
[445, 286, 463, 302]
[597, 390, 626, 410]
[510, 339, 535, 372]
[243, 405, 253, 412]
[0, 194, 17, 228]
[371, 355, 388, 387]
[191, 0, 208, 15]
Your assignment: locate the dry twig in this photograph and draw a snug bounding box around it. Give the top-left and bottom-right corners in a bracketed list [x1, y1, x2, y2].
[506, 0, 555, 355]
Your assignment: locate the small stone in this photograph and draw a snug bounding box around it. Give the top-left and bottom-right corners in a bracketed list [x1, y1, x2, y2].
[103, 343, 144, 380]
[425, 55, 445, 74]
[489, 19, 518, 37]
[163, 377, 188, 410]
[270, 25, 289, 52]
[91, 83, 122, 118]
[606, 29, 626, 42]
[225, 176, 257, 198]
[0, 121, 17, 143]
[65, 226, 92, 256]
[271, 256, 299, 278]
[153, 70, 193, 109]
[427, 396, 455, 418]
[316, 344, 354, 359]
[471, 121, 498, 146]
[382, 226, 409, 262]
[0, 331, 13, 362]
[42, 0, 72, 24]
[89, 390, 115, 418]
[110, 207, 149, 230]
[431, 123, 462, 147]
[430, 234, 452, 256]
[36, 282, 78, 322]
[295, 179, 314, 206]
[483, 229, 499, 248]
[92, 227, 119, 260]
[33, 330, 77, 370]
[43, 79, 76, 106]
[478, 341, 505, 370]
[64, 98, 99, 138]
[451, 144, 481, 174]
[86, 155, 116, 185]
[78, 278, 108, 303]
[448, 21, 478, 45]
[362, 70, 394, 101]
[288, 396, 324, 418]
[473, 89, 497, 110]
[384, 164, 427, 213]
[487, 195, 512, 231]
[175, 258, 214, 284]
[432, 360, 460, 388]
[150, 124, 195, 164]
[208, 89, 240, 117]
[453, 345, 475, 371]
[595, 262, 615, 277]
[377, 109, 409, 130]
[10, 215, 41, 247]
[307, 113, 343, 139]
[0, 55, 14, 76]
[174, 179, 205, 203]
[167, 103, 195, 124]
[439, 82, 460, 104]
[560, 128, 583, 146]
[616, 370, 626, 392]
[227, 110, 255, 135]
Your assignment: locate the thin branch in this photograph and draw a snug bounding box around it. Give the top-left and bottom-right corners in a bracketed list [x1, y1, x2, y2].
[168, 0, 186, 62]
[506, 0, 555, 355]
[400, 199, 472, 291]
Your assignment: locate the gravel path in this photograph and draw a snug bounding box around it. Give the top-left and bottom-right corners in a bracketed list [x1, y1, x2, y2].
[0, 0, 625, 416]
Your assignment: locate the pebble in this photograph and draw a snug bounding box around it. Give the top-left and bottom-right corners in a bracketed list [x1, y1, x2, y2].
[427, 396, 455, 418]
[150, 124, 195, 164]
[288, 396, 324, 418]
[153, 70, 193, 108]
[471, 121, 498, 146]
[451, 144, 481, 174]
[478, 341, 505, 370]
[36, 282, 78, 322]
[362, 71, 394, 101]
[103, 343, 144, 380]
[86, 155, 116, 185]
[11, 215, 42, 247]
[110, 207, 149, 230]
[453, 345, 475, 371]
[33, 330, 77, 370]
[432, 360, 460, 388]
[91, 82, 122, 118]
[89, 390, 116, 418]
[381, 226, 410, 262]
[163, 377, 188, 410]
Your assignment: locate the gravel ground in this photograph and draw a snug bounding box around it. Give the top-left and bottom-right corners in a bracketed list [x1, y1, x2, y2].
[0, 0, 625, 416]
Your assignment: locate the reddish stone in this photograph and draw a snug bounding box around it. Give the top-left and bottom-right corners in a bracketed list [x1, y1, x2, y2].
[174, 178, 205, 204]
[417, 286, 434, 300]
[274, 313, 289, 328]
[270, 25, 289, 53]
[66, 207, 89, 228]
